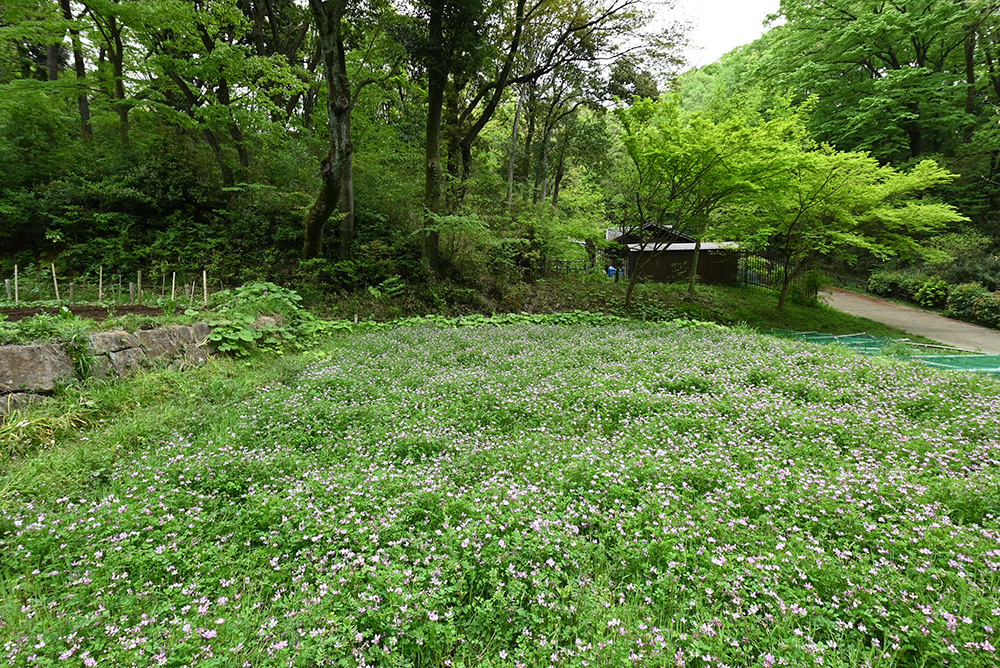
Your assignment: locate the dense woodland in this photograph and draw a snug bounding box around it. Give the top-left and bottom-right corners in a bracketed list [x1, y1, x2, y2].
[0, 0, 997, 310]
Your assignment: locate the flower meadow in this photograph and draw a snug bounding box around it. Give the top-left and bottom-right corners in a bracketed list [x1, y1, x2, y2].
[2, 322, 1000, 668]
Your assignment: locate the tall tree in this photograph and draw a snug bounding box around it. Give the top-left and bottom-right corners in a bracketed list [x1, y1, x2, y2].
[303, 0, 354, 259]
[59, 0, 92, 139]
[408, 0, 489, 274]
[759, 0, 999, 162]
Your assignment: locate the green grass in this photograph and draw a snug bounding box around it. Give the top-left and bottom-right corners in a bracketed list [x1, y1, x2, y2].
[2, 321, 1000, 667]
[516, 276, 935, 341]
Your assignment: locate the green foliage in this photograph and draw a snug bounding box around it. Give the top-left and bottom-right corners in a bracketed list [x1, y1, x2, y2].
[0, 307, 86, 345]
[915, 276, 950, 309]
[788, 269, 827, 306]
[940, 252, 1000, 292]
[942, 282, 1000, 329]
[206, 282, 307, 356]
[868, 269, 927, 301]
[971, 291, 1000, 329]
[947, 282, 991, 320]
[367, 275, 406, 301]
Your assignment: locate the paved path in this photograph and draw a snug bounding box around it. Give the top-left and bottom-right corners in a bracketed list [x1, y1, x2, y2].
[821, 287, 1000, 354]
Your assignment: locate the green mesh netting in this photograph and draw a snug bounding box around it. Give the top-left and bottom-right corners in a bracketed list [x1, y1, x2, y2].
[765, 330, 1000, 378]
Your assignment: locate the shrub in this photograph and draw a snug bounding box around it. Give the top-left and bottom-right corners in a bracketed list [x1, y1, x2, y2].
[205, 282, 348, 356]
[867, 269, 925, 300]
[946, 282, 990, 320]
[971, 291, 1000, 329]
[915, 276, 949, 308]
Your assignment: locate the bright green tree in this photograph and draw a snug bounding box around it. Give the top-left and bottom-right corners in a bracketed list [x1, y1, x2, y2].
[611, 96, 799, 306]
[747, 148, 968, 309]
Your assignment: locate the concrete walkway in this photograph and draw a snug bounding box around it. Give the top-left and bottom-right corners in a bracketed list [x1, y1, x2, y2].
[821, 287, 1000, 354]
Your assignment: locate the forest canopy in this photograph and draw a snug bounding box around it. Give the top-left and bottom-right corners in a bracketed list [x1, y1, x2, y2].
[0, 0, 991, 305]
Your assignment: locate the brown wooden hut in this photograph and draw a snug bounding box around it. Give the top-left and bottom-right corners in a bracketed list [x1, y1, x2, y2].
[606, 225, 740, 284]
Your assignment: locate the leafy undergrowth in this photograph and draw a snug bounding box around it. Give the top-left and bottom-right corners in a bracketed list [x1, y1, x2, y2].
[3, 323, 1000, 667]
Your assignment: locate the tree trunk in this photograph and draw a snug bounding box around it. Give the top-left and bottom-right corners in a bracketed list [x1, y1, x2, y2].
[46, 44, 60, 81]
[60, 0, 92, 139]
[423, 67, 446, 274]
[303, 0, 353, 260]
[551, 145, 566, 206]
[444, 78, 465, 210]
[506, 88, 523, 208]
[687, 238, 701, 300]
[536, 136, 549, 204]
[521, 88, 536, 185]
[338, 145, 355, 261]
[453, 0, 527, 201]
[625, 270, 639, 309]
[110, 18, 129, 140]
[963, 7, 977, 143]
[203, 127, 236, 187]
[422, 0, 446, 275]
[217, 78, 250, 177]
[777, 264, 793, 311]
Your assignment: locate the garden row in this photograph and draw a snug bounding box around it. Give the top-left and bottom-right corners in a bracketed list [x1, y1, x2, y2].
[1, 263, 215, 308]
[868, 270, 1000, 328]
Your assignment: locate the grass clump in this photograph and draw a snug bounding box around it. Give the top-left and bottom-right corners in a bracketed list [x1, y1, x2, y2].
[2, 322, 1000, 666]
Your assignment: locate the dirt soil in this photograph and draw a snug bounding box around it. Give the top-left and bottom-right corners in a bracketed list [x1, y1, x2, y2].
[0, 305, 164, 323]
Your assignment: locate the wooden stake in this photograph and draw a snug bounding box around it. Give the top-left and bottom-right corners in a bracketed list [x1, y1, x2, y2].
[129, 282, 135, 303]
[14, 264, 18, 303]
[4, 279, 10, 301]
[202, 269, 208, 306]
[98, 265, 103, 303]
[171, 272, 176, 301]
[51, 263, 60, 302]
[137, 270, 143, 305]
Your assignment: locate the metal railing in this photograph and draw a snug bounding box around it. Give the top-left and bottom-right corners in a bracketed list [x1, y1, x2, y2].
[737, 253, 817, 298]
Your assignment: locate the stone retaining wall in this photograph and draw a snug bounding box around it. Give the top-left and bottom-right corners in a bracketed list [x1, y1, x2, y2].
[1, 323, 212, 416]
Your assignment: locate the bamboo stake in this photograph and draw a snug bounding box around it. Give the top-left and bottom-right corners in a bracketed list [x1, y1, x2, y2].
[137, 270, 143, 305]
[14, 264, 18, 303]
[98, 265, 103, 302]
[202, 269, 208, 306]
[51, 263, 60, 302]
[171, 272, 176, 301]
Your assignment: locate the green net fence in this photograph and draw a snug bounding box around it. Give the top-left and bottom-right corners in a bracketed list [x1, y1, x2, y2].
[766, 330, 1000, 378]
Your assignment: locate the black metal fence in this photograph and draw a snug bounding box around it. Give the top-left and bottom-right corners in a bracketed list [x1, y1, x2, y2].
[737, 253, 817, 298]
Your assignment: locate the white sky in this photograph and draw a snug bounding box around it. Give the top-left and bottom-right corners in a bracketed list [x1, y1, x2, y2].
[670, 0, 782, 68]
